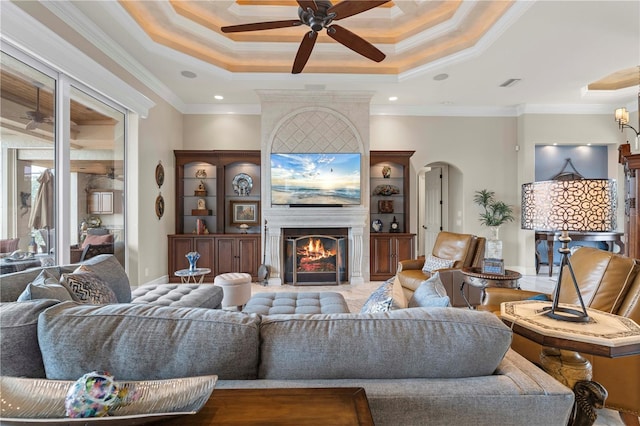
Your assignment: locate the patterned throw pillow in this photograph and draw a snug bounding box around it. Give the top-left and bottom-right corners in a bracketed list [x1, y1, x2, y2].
[408, 272, 451, 308]
[60, 266, 118, 305]
[17, 269, 73, 302]
[421, 254, 455, 274]
[361, 278, 406, 313]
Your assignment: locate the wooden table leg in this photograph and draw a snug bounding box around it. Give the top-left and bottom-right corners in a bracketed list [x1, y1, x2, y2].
[540, 348, 608, 426]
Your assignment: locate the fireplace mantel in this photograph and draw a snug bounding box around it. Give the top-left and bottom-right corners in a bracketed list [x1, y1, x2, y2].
[265, 207, 368, 285]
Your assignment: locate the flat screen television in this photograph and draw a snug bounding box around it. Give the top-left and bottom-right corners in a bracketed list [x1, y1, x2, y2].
[271, 153, 361, 206]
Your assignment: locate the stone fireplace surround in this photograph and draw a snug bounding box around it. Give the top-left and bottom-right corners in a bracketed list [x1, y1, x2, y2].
[259, 90, 373, 285]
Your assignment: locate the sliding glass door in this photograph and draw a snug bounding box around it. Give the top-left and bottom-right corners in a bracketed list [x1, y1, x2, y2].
[0, 50, 127, 272]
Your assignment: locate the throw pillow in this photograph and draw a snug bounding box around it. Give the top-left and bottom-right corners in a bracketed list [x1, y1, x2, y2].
[408, 272, 451, 308]
[361, 278, 406, 313]
[60, 266, 118, 304]
[421, 254, 455, 274]
[81, 233, 113, 249]
[17, 269, 73, 302]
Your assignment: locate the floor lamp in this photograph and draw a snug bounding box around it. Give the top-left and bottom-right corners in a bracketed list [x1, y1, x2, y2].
[521, 178, 617, 322]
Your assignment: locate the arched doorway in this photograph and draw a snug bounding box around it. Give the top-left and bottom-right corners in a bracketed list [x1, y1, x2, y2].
[417, 163, 449, 256]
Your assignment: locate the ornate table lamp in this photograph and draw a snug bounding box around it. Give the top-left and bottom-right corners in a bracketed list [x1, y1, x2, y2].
[521, 179, 617, 322]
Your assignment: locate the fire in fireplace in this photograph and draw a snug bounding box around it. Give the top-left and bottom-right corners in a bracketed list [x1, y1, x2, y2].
[283, 228, 348, 285]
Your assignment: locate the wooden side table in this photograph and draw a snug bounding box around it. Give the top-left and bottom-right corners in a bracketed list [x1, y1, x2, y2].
[154, 387, 374, 425]
[501, 300, 640, 426]
[460, 267, 521, 308]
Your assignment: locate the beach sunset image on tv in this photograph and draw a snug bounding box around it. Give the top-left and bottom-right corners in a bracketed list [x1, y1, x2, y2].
[271, 153, 361, 205]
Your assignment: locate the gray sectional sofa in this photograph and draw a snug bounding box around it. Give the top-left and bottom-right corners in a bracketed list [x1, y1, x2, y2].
[0, 255, 575, 425]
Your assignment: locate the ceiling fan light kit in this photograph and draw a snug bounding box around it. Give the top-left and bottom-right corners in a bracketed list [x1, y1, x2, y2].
[221, 0, 390, 74]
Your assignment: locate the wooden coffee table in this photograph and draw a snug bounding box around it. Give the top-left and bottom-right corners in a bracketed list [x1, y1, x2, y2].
[155, 387, 374, 425]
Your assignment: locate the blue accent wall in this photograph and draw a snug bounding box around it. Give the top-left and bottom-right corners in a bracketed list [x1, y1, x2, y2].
[534, 145, 608, 181]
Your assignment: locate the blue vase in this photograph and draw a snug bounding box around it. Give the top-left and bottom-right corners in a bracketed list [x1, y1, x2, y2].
[185, 251, 200, 272]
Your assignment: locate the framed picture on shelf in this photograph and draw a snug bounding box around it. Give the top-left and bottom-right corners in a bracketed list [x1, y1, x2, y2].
[231, 201, 260, 225]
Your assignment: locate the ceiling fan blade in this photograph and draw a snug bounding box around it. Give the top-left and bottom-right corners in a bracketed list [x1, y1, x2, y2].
[328, 0, 391, 21]
[292, 31, 318, 74]
[327, 24, 385, 62]
[221, 20, 302, 33]
[25, 120, 38, 131]
[296, 0, 318, 12]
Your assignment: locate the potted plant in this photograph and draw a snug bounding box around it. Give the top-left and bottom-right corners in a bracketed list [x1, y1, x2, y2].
[473, 189, 515, 259]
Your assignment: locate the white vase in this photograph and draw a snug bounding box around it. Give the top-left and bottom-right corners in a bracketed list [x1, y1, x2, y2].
[485, 226, 503, 259]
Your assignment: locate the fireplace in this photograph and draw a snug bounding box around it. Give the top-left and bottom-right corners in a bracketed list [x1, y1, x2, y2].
[283, 228, 348, 285]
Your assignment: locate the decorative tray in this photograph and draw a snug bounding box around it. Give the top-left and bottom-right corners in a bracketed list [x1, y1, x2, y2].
[0, 375, 217, 425]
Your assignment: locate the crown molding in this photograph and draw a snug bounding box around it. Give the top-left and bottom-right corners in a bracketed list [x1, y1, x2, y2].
[1, 2, 155, 117]
[42, 1, 185, 113]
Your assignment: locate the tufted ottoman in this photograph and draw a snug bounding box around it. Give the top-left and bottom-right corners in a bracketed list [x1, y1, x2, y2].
[131, 284, 223, 309]
[242, 292, 350, 315]
[213, 272, 252, 310]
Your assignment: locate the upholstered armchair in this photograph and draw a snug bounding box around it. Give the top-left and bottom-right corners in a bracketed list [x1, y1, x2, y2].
[396, 231, 486, 307]
[70, 230, 115, 263]
[0, 238, 20, 254]
[481, 246, 640, 423]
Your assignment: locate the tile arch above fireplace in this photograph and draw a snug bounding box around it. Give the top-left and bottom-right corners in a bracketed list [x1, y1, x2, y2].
[259, 91, 373, 285]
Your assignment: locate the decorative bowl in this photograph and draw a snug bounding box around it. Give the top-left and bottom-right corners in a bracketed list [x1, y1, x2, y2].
[0, 375, 217, 425]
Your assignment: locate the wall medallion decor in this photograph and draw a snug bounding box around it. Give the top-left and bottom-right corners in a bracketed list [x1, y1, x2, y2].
[155, 161, 164, 188]
[155, 193, 164, 220]
[232, 173, 253, 196]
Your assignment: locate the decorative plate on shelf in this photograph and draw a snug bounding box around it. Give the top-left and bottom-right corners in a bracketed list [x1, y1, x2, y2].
[232, 173, 253, 196]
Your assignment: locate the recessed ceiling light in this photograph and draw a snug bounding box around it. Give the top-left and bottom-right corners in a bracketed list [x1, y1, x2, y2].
[181, 70, 197, 79]
[553, 143, 558, 146]
[388, 96, 398, 101]
[214, 95, 224, 100]
[433, 73, 449, 81]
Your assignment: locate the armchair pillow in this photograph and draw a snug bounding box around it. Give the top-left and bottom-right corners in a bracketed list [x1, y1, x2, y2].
[361, 277, 407, 313]
[421, 254, 455, 274]
[408, 272, 451, 308]
[17, 269, 73, 302]
[81, 233, 113, 249]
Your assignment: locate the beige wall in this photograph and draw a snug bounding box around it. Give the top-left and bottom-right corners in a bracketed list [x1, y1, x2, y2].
[180, 112, 627, 275]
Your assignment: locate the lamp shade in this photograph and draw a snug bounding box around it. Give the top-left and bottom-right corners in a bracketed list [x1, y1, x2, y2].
[521, 179, 617, 232]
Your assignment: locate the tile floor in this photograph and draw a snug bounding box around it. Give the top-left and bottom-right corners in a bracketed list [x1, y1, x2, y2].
[246, 266, 631, 426]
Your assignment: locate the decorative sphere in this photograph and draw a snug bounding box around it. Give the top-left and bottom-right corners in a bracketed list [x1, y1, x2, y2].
[65, 371, 125, 418]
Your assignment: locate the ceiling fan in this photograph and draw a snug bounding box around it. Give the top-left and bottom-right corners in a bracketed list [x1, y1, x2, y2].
[221, 0, 390, 74]
[23, 86, 53, 130]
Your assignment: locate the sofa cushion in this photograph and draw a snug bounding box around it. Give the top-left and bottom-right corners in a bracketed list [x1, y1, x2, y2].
[60, 267, 118, 305]
[408, 272, 451, 308]
[0, 266, 63, 303]
[243, 292, 349, 315]
[38, 302, 261, 381]
[79, 255, 131, 303]
[17, 269, 73, 302]
[259, 308, 512, 380]
[421, 254, 455, 273]
[360, 278, 406, 313]
[131, 284, 223, 309]
[0, 299, 60, 378]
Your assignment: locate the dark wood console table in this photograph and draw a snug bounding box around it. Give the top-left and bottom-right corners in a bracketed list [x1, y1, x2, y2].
[156, 387, 374, 425]
[535, 231, 624, 276]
